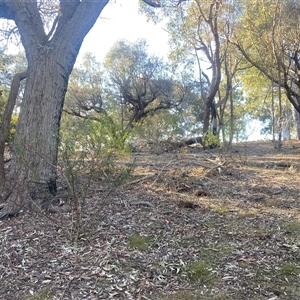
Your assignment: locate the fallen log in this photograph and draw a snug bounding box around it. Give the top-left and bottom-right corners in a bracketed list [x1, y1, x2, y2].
[182, 136, 203, 146]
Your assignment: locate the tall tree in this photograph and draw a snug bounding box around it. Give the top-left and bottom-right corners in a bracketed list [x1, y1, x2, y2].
[232, 0, 300, 114]
[104, 39, 190, 128]
[0, 0, 158, 218]
[63, 52, 128, 146]
[166, 0, 223, 134]
[144, 0, 241, 139]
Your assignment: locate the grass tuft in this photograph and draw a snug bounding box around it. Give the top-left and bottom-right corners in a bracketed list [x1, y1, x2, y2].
[128, 234, 153, 251]
[186, 260, 215, 283]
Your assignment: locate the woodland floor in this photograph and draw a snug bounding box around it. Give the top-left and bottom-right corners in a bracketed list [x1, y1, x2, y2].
[1, 140, 300, 300]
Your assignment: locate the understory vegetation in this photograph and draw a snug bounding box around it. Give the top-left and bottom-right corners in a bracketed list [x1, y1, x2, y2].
[0, 1, 300, 299]
[1, 140, 300, 299]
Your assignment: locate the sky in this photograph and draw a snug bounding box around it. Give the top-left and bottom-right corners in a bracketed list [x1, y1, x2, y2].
[77, 0, 170, 64]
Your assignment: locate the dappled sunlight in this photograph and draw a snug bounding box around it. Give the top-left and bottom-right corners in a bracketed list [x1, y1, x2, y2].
[1, 141, 300, 299]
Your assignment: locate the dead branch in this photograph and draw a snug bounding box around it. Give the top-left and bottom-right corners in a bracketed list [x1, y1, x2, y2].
[123, 174, 156, 186]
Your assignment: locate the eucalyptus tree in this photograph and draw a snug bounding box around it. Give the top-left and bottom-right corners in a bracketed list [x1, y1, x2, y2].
[232, 0, 300, 131]
[0, 0, 166, 218]
[104, 39, 191, 128]
[142, 0, 243, 142]
[63, 52, 127, 148]
[64, 52, 106, 118]
[166, 0, 224, 134]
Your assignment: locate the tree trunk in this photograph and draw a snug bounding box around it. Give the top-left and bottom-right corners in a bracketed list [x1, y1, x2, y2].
[203, 101, 211, 134]
[293, 108, 300, 140]
[0, 70, 27, 184]
[1, 49, 73, 215]
[0, 1, 109, 218]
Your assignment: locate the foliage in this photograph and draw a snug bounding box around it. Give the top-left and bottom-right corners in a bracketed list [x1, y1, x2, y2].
[0, 92, 5, 118]
[65, 52, 105, 116]
[6, 114, 18, 143]
[186, 260, 215, 283]
[60, 115, 131, 181]
[104, 39, 191, 127]
[1, 0, 300, 222]
[202, 131, 221, 149]
[233, 0, 300, 113]
[59, 113, 134, 241]
[131, 109, 184, 143]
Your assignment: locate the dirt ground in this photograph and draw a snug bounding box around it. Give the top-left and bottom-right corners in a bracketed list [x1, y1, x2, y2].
[1, 140, 300, 300]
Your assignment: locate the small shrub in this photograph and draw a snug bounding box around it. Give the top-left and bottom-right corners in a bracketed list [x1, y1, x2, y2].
[186, 260, 214, 283]
[203, 131, 221, 149]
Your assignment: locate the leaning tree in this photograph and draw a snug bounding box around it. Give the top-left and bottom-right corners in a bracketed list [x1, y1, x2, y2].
[0, 0, 169, 218]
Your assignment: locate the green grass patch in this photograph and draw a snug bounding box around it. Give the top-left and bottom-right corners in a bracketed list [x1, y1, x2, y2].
[282, 221, 300, 233]
[128, 234, 153, 251]
[279, 262, 299, 277]
[209, 204, 229, 215]
[25, 289, 55, 300]
[186, 260, 215, 283]
[238, 209, 259, 218]
[158, 290, 229, 300]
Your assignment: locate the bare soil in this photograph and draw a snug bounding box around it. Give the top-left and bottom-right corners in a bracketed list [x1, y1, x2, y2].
[1, 140, 300, 300]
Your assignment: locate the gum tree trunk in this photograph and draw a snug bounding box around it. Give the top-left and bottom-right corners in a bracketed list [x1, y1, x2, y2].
[0, 0, 109, 217]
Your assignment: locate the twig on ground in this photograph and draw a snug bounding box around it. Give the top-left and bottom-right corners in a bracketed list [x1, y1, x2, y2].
[130, 201, 155, 208]
[123, 174, 156, 186]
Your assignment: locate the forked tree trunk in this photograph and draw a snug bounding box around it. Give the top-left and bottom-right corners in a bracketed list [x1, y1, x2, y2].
[0, 1, 109, 218]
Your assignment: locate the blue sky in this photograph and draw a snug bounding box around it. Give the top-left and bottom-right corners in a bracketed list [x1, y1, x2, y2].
[78, 0, 170, 63]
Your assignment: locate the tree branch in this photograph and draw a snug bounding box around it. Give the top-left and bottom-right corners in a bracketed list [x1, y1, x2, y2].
[142, 0, 162, 7]
[4, 1, 47, 51]
[141, 0, 188, 8]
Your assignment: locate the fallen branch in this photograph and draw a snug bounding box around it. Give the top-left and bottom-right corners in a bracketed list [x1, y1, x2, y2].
[123, 174, 156, 186]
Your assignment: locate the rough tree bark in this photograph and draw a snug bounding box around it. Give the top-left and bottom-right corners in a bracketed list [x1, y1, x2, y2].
[0, 0, 173, 218]
[0, 0, 109, 218]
